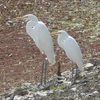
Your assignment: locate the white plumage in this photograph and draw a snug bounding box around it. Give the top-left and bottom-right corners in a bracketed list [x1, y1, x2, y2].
[57, 30, 84, 71]
[23, 14, 55, 65]
[22, 14, 55, 85]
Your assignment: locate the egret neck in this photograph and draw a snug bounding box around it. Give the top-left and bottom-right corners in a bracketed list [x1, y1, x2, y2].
[58, 31, 69, 41]
[26, 20, 37, 30]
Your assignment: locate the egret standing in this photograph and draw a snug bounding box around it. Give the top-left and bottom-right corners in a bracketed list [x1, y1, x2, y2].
[57, 30, 84, 84]
[16, 14, 55, 85]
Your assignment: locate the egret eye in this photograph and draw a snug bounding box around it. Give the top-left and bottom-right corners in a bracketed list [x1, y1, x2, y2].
[23, 16, 29, 21]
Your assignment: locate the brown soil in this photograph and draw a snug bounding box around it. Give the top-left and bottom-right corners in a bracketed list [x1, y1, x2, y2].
[0, 0, 99, 93]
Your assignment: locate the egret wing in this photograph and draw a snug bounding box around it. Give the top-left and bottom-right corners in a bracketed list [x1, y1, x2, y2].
[62, 36, 83, 70]
[33, 21, 55, 65]
[26, 24, 41, 51]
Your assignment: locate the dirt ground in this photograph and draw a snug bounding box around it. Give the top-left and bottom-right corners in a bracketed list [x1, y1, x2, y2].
[0, 0, 100, 93]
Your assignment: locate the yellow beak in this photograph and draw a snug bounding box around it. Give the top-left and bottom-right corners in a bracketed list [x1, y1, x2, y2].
[12, 16, 23, 22]
[50, 31, 58, 36]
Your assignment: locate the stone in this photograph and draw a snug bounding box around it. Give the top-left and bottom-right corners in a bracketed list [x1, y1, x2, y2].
[35, 91, 47, 97]
[71, 87, 77, 91]
[84, 63, 93, 70]
[94, 97, 100, 100]
[28, 98, 34, 100]
[92, 90, 99, 96]
[13, 95, 25, 100]
[26, 94, 34, 98]
[80, 93, 85, 96]
[89, 59, 100, 66]
[63, 81, 71, 86]
[61, 70, 71, 78]
[80, 71, 88, 77]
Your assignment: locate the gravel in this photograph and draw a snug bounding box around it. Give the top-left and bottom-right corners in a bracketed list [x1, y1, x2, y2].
[0, 59, 100, 100]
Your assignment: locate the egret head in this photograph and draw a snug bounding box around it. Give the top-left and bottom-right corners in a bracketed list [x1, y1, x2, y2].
[57, 30, 69, 37]
[13, 14, 38, 24]
[57, 30, 67, 34]
[57, 30, 69, 47]
[23, 14, 38, 22]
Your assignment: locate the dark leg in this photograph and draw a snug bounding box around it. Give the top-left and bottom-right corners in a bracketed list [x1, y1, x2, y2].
[40, 53, 48, 86]
[75, 65, 78, 79]
[44, 58, 48, 85]
[57, 62, 62, 81]
[71, 65, 75, 85]
[40, 54, 45, 85]
[71, 64, 78, 85]
[57, 62, 61, 77]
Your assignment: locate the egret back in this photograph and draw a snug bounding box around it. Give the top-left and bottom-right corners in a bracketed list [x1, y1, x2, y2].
[32, 21, 56, 65]
[58, 34, 84, 71]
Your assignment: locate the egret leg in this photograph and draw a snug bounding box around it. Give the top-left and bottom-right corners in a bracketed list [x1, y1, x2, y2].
[57, 62, 62, 81]
[40, 53, 48, 86]
[40, 54, 45, 85]
[71, 64, 78, 85]
[71, 66, 75, 84]
[75, 65, 78, 79]
[44, 57, 48, 85]
[57, 62, 61, 77]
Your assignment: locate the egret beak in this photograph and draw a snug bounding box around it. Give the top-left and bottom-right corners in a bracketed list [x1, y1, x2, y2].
[12, 16, 23, 22]
[50, 31, 58, 36]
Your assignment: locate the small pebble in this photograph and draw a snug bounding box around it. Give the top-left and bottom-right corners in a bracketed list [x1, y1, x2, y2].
[84, 63, 93, 70]
[35, 91, 47, 97]
[71, 87, 77, 91]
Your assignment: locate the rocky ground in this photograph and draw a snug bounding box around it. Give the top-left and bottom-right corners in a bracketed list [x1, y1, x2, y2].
[0, 0, 100, 99]
[0, 60, 100, 100]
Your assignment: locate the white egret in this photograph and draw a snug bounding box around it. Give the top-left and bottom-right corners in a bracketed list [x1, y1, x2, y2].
[15, 14, 56, 85]
[57, 30, 84, 84]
